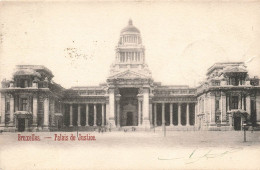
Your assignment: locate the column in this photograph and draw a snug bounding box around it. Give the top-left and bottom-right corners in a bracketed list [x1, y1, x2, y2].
[162, 103, 165, 127]
[178, 103, 181, 126]
[1, 94, 5, 126]
[61, 104, 65, 127]
[138, 100, 142, 126]
[211, 94, 215, 123]
[77, 105, 81, 126]
[108, 89, 115, 126]
[15, 95, 18, 112]
[242, 95, 245, 110]
[227, 95, 230, 112]
[149, 102, 153, 126]
[32, 95, 38, 127]
[43, 97, 49, 129]
[238, 94, 241, 109]
[221, 92, 226, 122]
[186, 103, 190, 126]
[142, 88, 150, 128]
[69, 104, 73, 127]
[94, 104, 97, 126]
[246, 95, 251, 115]
[105, 102, 109, 126]
[10, 95, 14, 126]
[170, 103, 173, 126]
[116, 101, 120, 128]
[194, 103, 197, 126]
[102, 104, 105, 126]
[85, 104, 89, 126]
[256, 95, 260, 122]
[154, 103, 157, 126]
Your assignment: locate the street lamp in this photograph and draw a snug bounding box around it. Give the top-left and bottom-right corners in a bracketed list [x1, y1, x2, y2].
[243, 122, 247, 142]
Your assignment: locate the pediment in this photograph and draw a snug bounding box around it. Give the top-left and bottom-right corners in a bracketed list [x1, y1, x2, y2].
[108, 70, 150, 79]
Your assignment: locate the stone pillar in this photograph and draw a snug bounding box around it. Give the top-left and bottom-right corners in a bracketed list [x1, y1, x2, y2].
[142, 88, 150, 128]
[138, 99, 142, 126]
[238, 94, 241, 109]
[178, 103, 181, 126]
[242, 95, 245, 110]
[102, 104, 105, 126]
[43, 97, 49, 130]
[69, 104, 73, 127]
[186, 103, 190, 126]
[116, 101, 120, 128]
[0, 94, 5, 126]
[154, 103, 157, 126]
[246, 95, 251, 115]
[77, 105, 81, 126]
[94, 104, 97, 126]
[32, 95, 38, 127]
[256, 94, 260, 122]
[221, 92, 226, 122]
[10, 95, 14, 126]
[108, 89, 115, 127]
[162, 103, 165, 128]
[14, 95, 18, 112]
[211, 94, 215, 123]
[194, 103, 197, 126]
[170, 103, 173, 126]
[105, 102, 109, 126]
[227, 95, 230, 112]
[49, 98, 55, 127]
[85, 104, 89, 126]
[149, 102, 153, 127]
[25, 119, 29, 131]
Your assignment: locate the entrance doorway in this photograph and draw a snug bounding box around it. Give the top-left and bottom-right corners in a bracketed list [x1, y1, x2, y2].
[18, 118, 25, 132]
[234, 117, 241, 130]
[126, 112, 133, 126]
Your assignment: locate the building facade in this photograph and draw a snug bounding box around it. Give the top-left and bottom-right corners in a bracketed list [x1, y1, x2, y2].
[1, 20, 260, 132]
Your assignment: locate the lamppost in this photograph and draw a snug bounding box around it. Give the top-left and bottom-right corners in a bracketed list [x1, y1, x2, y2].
[243, 122, 247, 142]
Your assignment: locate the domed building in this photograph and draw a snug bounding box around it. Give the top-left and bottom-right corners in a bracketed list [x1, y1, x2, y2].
[0, 20, 260, 132]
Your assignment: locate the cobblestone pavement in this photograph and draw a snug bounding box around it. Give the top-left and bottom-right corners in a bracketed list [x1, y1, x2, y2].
[1, 131, 260, 169]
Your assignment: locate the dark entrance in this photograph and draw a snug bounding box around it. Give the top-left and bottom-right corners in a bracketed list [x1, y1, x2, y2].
[126, 112, 133, 126]
[234, 117, 241, 130]
[18, 118, 25, 132]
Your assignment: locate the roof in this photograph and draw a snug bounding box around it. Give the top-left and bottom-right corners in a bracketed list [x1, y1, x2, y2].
[223, 66, 248, 73]
[16, 65, 54, 77]
[121, 19, 140, 34]
[206, 62, 245, 76]
[14, 69, 41, 77]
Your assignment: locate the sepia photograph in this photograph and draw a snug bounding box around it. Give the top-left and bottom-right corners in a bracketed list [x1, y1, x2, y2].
[0, 0, 260, 169]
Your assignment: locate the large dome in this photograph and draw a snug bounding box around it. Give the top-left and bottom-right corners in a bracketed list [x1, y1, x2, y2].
[120, 19, 140, 34]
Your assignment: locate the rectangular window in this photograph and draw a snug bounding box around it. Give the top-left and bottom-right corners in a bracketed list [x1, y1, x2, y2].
[22, 98, 28, 111]
[38, 101, 43, 112]
[231, 96, 238, 110]
[6, 101, 10, 112]
[215, 99, 219, 111]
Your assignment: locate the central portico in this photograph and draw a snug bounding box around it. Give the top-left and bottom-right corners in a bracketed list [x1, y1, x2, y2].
[106, 19, 153, 129]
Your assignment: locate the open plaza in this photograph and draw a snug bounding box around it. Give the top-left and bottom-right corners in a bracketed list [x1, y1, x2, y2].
[0, 130, 260, 169]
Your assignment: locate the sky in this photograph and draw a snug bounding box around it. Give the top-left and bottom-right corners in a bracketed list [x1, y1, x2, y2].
[0, 1, 260, 88]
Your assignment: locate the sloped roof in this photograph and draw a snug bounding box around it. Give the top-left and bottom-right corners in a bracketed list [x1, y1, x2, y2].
[223, 66, 248, 73]
[13, 69, 41, 77]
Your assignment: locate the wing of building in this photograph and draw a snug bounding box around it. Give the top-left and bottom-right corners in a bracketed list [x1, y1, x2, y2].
[1, 20, 260, 132]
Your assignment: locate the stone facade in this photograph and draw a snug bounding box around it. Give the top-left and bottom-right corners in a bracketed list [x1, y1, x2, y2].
[1, 20, 260, 132]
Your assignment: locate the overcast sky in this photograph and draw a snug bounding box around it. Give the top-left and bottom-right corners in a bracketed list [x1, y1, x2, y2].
[0, 1, 260, 88]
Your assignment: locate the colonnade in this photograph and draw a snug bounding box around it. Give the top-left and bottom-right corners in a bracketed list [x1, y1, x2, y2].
[153, 103, 196, 126]
[67, 103, 106, 127]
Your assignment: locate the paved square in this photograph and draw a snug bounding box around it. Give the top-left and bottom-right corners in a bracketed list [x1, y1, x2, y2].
[1, 131, 260, 169]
